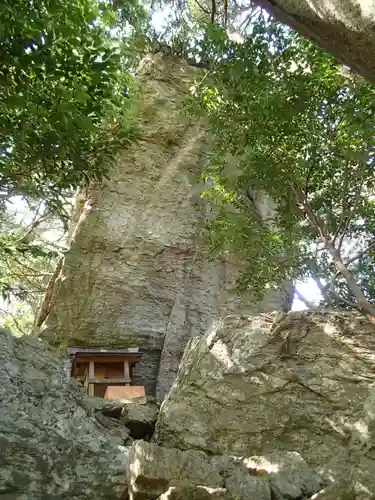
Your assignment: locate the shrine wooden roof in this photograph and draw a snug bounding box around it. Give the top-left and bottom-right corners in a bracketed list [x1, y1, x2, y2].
[68, 347, 142, 356]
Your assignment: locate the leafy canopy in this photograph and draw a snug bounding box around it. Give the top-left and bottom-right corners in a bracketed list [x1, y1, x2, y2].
[0, 0, 148, 331]
[0, 199, 62, 334]
[187, 16, 375, 316]
[0, 0, 144, 211]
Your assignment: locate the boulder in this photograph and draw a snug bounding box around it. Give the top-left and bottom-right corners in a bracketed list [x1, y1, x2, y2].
[95, 412, 131, 442]
[243, 451, 322, 499]
[0, 328, 130, 499]
[224, 471, 271, 499]
[154, 310, 375, 495]
[126, 441, 223, 499]
[121, 401, 158, 440]
[92, 398, 158, 442]
[126, 441, 322, 500]
[211, 454, 272, 500]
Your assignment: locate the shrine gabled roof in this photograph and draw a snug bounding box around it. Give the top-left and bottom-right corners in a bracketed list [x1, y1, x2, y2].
[68, 346, 142, 356]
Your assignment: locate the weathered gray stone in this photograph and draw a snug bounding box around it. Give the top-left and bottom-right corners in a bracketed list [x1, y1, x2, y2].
[95, 412, 131, 442]
[155, 310, 375, 492]
[89, 397, 158, 443]
[244, 452, 322, 499]
[127, 441, 300, 500]
[126, 441, 224, 499]
[309, 486, 351, 500]
[121, 401, 158, 440]
[310, 454, 375, 500]
[0, 328, 130, 499]
[225, 471, 271, 500]
[211, 455, 271, 500]
[122, 401, 158, 426]
[157, 486, 233, 499]
[39, 53, 287, 399]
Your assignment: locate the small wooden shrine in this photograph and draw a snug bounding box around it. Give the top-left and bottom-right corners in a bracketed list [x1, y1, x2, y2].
[68, 347, 145, 401]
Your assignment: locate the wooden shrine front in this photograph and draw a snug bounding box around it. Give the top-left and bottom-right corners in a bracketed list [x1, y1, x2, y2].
[68, 347, 144, 401]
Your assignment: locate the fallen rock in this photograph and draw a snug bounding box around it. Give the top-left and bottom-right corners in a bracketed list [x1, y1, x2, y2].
[212, 455, 271, 500]
[244, 451, 323, 499]
[154, 310, 375, 493]
[92, 398, 158, 442]
[95, 412, 130, 442]
[157, 486, 233, 499]
[121, 401, 158, 440]
[225, 471, 271, 500]
[126, 441, 223, 499]
[307, 455, 375, 500]
[0, 328, 130, 499]
[127, 441, 324, 500]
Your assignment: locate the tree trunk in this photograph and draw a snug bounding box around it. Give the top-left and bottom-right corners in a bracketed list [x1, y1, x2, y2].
[324, 238, 375, 322]
[255, 0, 375, 84]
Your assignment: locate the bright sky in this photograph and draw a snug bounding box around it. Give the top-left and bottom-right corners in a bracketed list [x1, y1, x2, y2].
[292, 280, 321, 310]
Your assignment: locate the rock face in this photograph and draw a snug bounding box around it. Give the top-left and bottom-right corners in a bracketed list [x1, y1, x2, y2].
[155, 310, 375, 498]
[40, 53, 285, 399]
[0, 327, 130, 499]
[157, 486, 232, 499]
[92, 397, 158, 444]
[4, 308, 375, 499]
[126, 440, 322, 500]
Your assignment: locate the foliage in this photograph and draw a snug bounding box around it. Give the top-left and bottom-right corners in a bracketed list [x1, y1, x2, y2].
[187, 16, 375, 317]
[3, 0, 375, 328]
[0, 0, 143, 213]
[0, 0, 149, 320]
[0, 202, 62, 334]
[0, 301, 36, 337]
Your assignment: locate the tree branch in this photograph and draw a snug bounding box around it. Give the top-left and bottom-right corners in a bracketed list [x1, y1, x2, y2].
[324, 237, 375, 318]
[325, 286, 357, 309]
[19, 208, 52, 244]
[321, 240, 375, 295]
[291, 180, 375, 322]
[294, 287, 315, 308]
[346, 240, 375, 267]
[34, 256, 64, 330]
[292, 184, 326, 239]
[211, 0, 216, 23]
[12, 257, 52, 277]
[223, 0, 228, 27]
[193, 0, 211, 14]
[332, 158, 352, 243]
[337, 177, 364, 251]
[0, 307, 28, 336]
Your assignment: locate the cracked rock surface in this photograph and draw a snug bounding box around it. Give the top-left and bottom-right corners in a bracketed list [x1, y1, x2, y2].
[40, 53, 286, 400]
[0, 327, 130, 499]
[155, 311, 375, 498]
[126, 441, 322, 500]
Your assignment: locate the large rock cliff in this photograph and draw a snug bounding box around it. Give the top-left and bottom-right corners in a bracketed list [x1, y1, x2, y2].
[7, 311, 375, 499]
[154, 310, 375, 498]
[40, 53, 285, 399]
